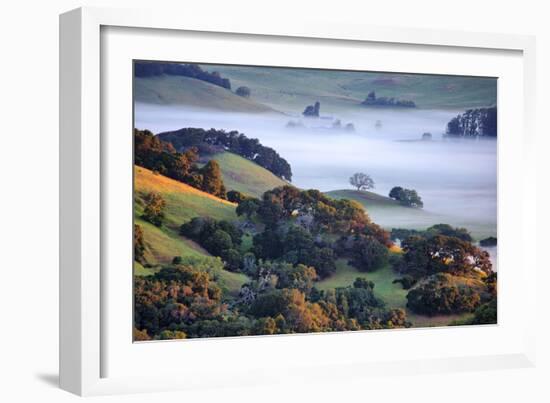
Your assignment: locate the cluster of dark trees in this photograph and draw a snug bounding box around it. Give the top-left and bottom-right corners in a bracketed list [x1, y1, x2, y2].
[389, 224, 496, 320]
[361, 91, 416, 108]
[158, 128, 293, 181]
[390, 224, 472, 242]
[303, 101, 321, 117]
[135, 129, 227, 198]
[446, 106, 497, 138]
[134, 61, 231, 89]
[406, 273, 484, 315]
[242, 186, 391, 276]
[176, 186, 391, 279]
[180, 217, 243, 271]
[389, 186, 424, 208]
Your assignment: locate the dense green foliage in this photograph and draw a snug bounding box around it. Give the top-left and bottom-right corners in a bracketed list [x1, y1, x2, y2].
[399, 235, 492, 279]
[388, 186, 424, 208]
[394, 228, 494, 316]
[157, 128, 292, 180]
[226, 190, 248, 204]
[251, 225, 337, 278]
[337, 234, 389, 272]
[406, 273, 484, 315]
[391, 224, 472, 242]
[180, 217, 243, 271]
[135, 61, 231, 89]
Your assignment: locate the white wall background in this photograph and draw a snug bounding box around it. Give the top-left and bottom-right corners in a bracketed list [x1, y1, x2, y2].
[0, 0, 548, 401]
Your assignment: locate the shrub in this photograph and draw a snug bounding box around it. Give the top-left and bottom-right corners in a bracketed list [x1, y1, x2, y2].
[227, 190, 247, 203]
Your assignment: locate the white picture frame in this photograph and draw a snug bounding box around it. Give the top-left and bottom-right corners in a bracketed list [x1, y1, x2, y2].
[60, 6, 537, 396]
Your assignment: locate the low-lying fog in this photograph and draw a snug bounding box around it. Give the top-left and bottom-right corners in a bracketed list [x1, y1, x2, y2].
[135, 102, 497, 236]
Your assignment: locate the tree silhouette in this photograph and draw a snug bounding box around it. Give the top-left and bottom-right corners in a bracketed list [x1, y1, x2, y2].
[349, 173, 375, 191]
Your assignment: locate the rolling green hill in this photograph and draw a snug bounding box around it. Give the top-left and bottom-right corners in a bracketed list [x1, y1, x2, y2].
[205, 152, 289, 198]
[134, 166, 248, 294]
[134, 75, 281, 114]
[202, 64, 497, 112]
[325, 189, 495, 240]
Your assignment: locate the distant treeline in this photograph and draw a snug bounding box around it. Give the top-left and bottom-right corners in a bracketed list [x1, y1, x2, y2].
[134, 61, 231, 90]
[446, 106, 497, 138]
[361, 91, 416, 108]
[158, 128, 293, 181]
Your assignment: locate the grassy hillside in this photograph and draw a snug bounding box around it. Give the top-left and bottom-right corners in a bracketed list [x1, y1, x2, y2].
[134, 166, 248, 294]
[205, 64, 497, 112]
[325, 189, 495, 240]
[326, 189, 439, 228]
[134, 75, 280, 114]
[205, 152, 288, 198]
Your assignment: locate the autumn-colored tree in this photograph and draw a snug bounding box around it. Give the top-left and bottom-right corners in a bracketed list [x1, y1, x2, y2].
[142, 192, 166, 227]
[200, 160, 226, 199]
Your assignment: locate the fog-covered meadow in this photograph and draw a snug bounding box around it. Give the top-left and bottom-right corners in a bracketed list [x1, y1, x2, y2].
[135, 102, 497, 235]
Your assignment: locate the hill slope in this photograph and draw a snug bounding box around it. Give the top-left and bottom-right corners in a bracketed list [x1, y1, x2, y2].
[134, 75, 280, 114]
[134, 166, 248, 293]
[327, 189, 452, 230]
[205, 152, 289, 198]
[203, 64, 497, 112]
[325, 189, 494, 240]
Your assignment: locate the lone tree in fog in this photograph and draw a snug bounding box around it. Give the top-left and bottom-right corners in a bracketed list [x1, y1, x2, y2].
[349, 172, 375, 191]
[236, 86, 251, 98]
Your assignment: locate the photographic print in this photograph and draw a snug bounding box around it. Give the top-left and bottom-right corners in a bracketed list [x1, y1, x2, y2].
[133, 61, 497, 341]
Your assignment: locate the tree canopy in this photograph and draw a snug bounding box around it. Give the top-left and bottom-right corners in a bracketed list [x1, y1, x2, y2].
[388, 186, 423, 208]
